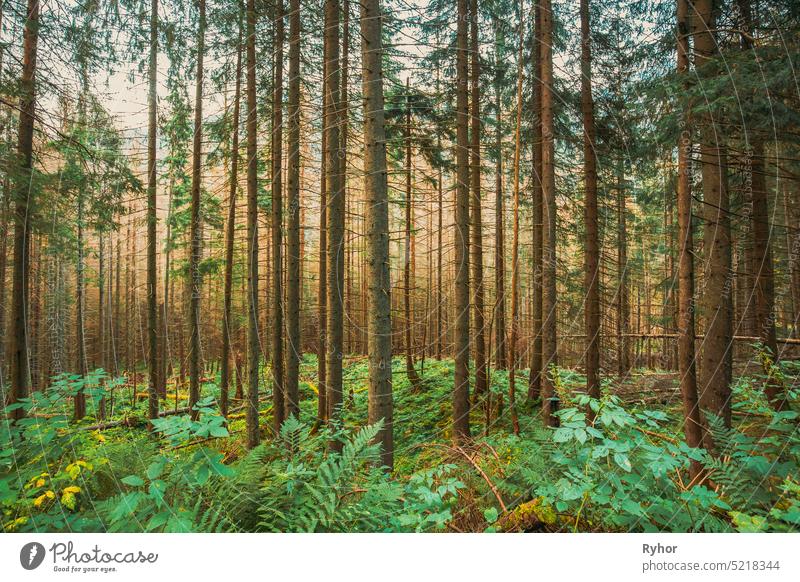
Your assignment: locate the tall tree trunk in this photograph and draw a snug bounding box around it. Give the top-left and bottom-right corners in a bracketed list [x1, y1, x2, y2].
[220, 37, 243, 417]
[540, 0, 559, 426]
[694, 0, 732, 427]
[271, 0, 285, 433]
[324, 0, 344, 446]
[188, 0, 206, 421]
[436, 33, 444, 362]
[361, 0, 393, 468]
[751, 143, 784, 407]
[580, 0, 601, 401]
[245, 0, 261, 448]
[146, 0, 161, 422]
[317, 56, 328, 424]
[529, 0, 543, 400]
[508, 5, 525, 436]
[453, 0, 472, 441]
[469, 0, 488, 400]
[492, 16, 506, 373]
[404, 80, 421, 388]
[75, 195, 88, 418]
[285, 0, 301, 419]
[341, 0, 351, 360]
[676, 0, 705, 481]
[7, 0, 40, 421]
[616, 161, 630, 376]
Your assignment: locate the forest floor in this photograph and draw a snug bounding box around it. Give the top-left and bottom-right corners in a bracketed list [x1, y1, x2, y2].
[2, 355, 799, 533]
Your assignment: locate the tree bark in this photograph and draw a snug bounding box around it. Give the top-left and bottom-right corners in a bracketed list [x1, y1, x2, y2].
[285, 0, 301, 420]
[324, 0, 344, 447]
[492, 16, 506, 373]
[508, 5, 525, 436]
[580, 0, 601, 401]
[469, 0, 488, 400]
[7, 0, 40, 421]
[220, 35, 243, 418]
[529, 0, 543, 401]
[404, 80, 421, 389]
[271, 0, 286, 433]
[146, 0, 161, 423]
[540, 0, 559, 426]
[245, 0, 261, 448]
[188, 0, 206, 421]
[694, 0, 732, 428]
[676, 0, 706, 482]
[360, 0, 394, 469]
[453, 0, 472, 442]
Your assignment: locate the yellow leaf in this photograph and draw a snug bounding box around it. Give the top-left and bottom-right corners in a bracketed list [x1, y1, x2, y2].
[93, 431, 106, 443]
[61, 491, 77, 510]
[35, 478, 45, 488]
[33, 491, 55, 508]
[63, 486, 81, 495]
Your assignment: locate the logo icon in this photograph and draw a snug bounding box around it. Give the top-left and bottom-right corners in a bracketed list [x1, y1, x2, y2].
[20, 542, 46, 570]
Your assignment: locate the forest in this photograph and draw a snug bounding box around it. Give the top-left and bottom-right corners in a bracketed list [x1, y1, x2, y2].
[0, 0, 799, 534]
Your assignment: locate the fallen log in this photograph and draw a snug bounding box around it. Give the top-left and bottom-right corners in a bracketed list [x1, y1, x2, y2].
[79, 406, 191, 431]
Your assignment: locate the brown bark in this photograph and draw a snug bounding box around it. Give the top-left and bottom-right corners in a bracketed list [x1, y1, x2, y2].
[508, 5, 525, 436]
[188, 0, 206, 421]
[146, 0, 160, 422]
[220, 36, 243, 418]
[470, 0, 488, 399]
[404, 80, 421, 389]
[324, 0, 344, 446]
[361, 0, 394, 468]
[271, 0, 285, 433]
[453, 0, 472, 442]
[529, 0, 543, 401]
[580, 0, 601, 400]
[492, 16, 506, 373]
[318, 53, 328, 424]
[694, 0, 732, 428]
[7, 0, 39, 421]
[245, 0, 261, 449]
[540, 0, 559, 426]
[285, 0, 301, 419]
[676, 0, 706, 481]
[616, 161, 630, 376]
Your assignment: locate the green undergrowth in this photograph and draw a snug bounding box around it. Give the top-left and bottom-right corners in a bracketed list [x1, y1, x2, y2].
[2, 354, 799, 532]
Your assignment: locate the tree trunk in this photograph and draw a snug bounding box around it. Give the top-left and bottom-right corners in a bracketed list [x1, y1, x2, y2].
[470, 0, 488, 400]
[271, 0, 285, 433]
[75, 194, 88, 419]
[7, 0, 40, 421]
[580, 0, 601, 401]
[317, 55, 329, 424]
[453, 0, 472, 442]
[324, 0, 344, 447]
[145, 0, 161, 422]
[285, 0, 301, 420]
[188, 0, 206, 421]
[540, 0, 559, 426]
[492, 16, 506, 373]
[360, 0, 393, 469]
[692, 0, 732, 428]
[616, 161, 630, 376]
[529, 0, 543, 401]
[404, 80, 421, 389]
[220, 36, 243, 418]
[508, 6, 525, 436]
[245, 0, 261, 448]
[676, 0, 705, 482]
